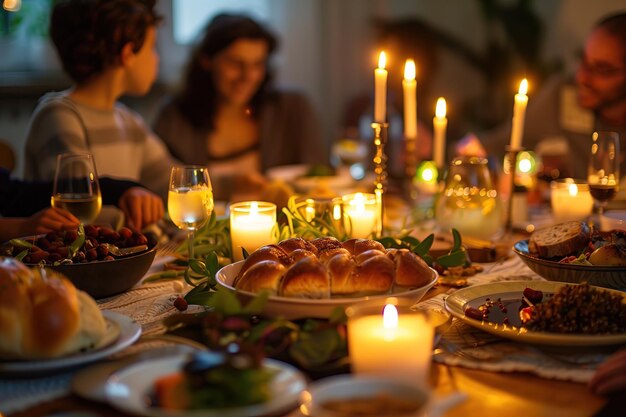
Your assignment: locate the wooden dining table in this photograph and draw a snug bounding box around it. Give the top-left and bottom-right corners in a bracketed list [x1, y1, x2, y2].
[2, 236, 623, 417]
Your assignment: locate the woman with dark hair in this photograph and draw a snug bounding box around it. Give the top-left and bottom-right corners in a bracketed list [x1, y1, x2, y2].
[153, 14, 328, 200]
[24, 0, 177, 201]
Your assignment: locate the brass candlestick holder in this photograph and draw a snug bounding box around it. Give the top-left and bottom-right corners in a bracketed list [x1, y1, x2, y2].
[504, 146, 523, 234]
[371, 122, 389, 237]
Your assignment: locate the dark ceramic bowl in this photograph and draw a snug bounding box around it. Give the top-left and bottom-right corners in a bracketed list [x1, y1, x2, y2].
[45, 246, 156, 298]
[513, 240, 626, 290]
[2, 237, 157, 299]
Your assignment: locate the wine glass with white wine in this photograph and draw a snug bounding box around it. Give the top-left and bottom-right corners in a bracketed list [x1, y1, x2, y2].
[51, 153, 102, 224]
[588, 131, 620, 216]
[168, 166, 214, 260]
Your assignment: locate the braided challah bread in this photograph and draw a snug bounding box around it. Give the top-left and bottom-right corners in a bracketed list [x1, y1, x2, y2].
[234, 237, 434, 299]
[0, 257, 107, 359]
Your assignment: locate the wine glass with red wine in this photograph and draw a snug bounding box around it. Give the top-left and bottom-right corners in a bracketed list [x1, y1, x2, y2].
[588, 131, 620, 216]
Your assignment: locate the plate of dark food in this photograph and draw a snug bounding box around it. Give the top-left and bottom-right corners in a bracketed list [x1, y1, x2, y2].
[512, 220, 626, 289]
[445, 280, 626, 346]
[0, 225, 157, 298]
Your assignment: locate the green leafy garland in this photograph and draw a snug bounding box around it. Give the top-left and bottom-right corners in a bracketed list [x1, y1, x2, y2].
[146, 196, 468, 307]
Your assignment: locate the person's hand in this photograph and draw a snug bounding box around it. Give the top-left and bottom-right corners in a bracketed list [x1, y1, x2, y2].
[22, 207, 79, 236]
[589, 350, 626, 395]
[118, 187, 164, 230]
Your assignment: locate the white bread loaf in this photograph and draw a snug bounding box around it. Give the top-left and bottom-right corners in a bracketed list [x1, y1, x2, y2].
[234, 237, 434, 298]
[0, 257, 107, 359]
[528, 221, 591, 259]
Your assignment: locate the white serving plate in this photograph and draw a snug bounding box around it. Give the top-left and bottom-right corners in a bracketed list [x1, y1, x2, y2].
[216, 261, 438, 319]
[104, 354, 306, 417]
[0, 311, 141, 375]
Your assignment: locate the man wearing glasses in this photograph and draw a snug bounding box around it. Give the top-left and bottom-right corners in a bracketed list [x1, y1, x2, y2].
[457, 12, 625, 184]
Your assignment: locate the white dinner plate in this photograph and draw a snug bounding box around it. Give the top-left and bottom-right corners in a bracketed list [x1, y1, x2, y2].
[0, 310, 141, 374]
[266, 164, 366, 195]
[444, 281, 626, 346]
[104, 354, 307, 417]
[217, 261, 438, 319]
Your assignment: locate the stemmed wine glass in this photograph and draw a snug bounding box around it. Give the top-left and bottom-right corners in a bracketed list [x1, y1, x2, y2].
[167, 166, 214, 260]
[588, 131, 620, 216]
[51, 153, 102, 224]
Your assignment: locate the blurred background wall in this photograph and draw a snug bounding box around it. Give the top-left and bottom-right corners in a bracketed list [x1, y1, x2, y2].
[0, 0, 624, 176]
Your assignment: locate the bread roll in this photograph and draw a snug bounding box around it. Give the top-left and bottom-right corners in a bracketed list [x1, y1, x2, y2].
[235, 245, 291, 286]
[342, 238, 385, 256]
[529, 221, 591, 259]
[280, 257, 330, 299]
[278, 237, 318, 255]
[0, 257, 106, 359]
[234, 237, 435, 298]
[387, 248, 433, 288]
[236, 260, 286, 295]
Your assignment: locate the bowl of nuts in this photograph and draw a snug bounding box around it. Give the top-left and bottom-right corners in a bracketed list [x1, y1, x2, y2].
[1, 225, 157, 298]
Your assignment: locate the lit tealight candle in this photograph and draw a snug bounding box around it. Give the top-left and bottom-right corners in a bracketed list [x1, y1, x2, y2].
[230, 201, 276, 261]
[550, 179, 594, 222]
[347, 302, 433, 385]
[403, 59, 417, 139]
[510, 79, 528, 150]
[374, 51, 388, 123]
[342, 192, 378, 239]
[433, 97, 447, 168]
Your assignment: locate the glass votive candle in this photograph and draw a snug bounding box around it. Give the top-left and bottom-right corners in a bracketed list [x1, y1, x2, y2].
[346, 298, 433, 387]
[230, 201, 276, 261]
[341, 192, 379, 239]
[550, 179, 593, 222]
[435, 156, 504, 240]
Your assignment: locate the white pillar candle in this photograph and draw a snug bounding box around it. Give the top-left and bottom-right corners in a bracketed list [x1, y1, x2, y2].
[230, 201, 276, 261]
[374, 51, 388, 123]
[510, 79, 528, 150]
[342, 192, 378, 239]
[403, 59, 417, 139]
[348, 303, 433, 386]
[433, 98, 447, 167]
[550, 179, 594, 222]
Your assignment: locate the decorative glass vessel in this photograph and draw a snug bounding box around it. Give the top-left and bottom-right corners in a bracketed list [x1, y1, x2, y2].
[435, 156, 503, 241]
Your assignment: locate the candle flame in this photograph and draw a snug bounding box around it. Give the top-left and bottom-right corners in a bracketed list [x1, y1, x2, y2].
[383, 304, 398, 329]
[404, 59, 416, 81]
[518, 79, 528, 95]
[250, 201, 259, 216]
[435, 97, 446, 118]
[378, 51, 387, 70]
[352, 192, 366, 213]
[568, 183, 579, 197]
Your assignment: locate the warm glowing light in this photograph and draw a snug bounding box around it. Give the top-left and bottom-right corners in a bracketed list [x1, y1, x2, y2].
[383, 304, 398, 329]
[518, 158, 532, 173]
[404, 59, 416, 81]
[568, 183, 579, 197]
[378, 51, 387, 70]
[519, 78, 528, 95]
[435, 97, 447, 118]
[3, 0, 21, 12]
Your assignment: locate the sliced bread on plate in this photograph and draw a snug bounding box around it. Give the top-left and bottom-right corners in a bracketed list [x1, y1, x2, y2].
[529, 221, 590, 259]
